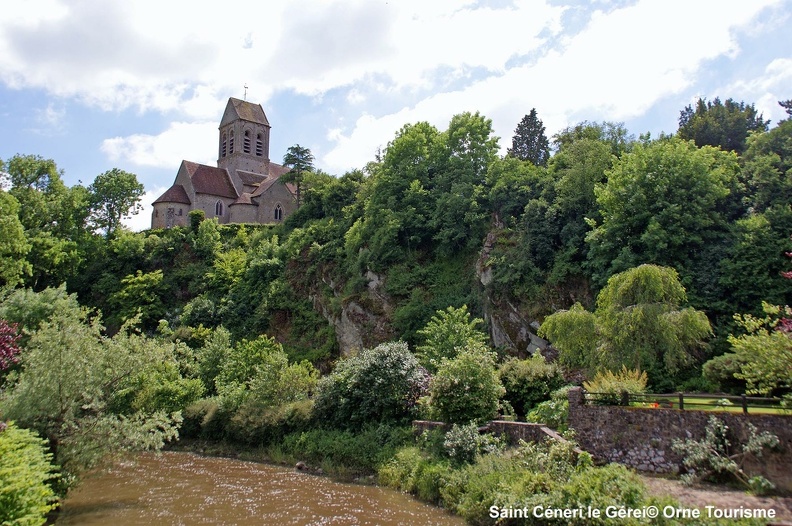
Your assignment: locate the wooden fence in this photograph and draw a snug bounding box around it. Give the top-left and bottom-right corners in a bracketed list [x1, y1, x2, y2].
[584, 391, 787, 414]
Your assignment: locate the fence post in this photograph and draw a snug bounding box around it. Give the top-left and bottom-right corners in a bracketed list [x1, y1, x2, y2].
[678, 392, 684, 410]
[741, 394, 748, 414]
[620, 390, 629, 406]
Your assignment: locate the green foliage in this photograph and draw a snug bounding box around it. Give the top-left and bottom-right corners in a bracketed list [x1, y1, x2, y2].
[281, 144, 315, 207]
[0, 422, 58, 526]
[442, 423, 504, 464]
[312, 341, 429, 429]
[508, 109, 550, 166]
[527, 385, 573, 431]
[109, 269, 165, 327]
[279, 424, 412, 475]
[0, 191, 32, 286]
[701, 353, 748, 394]
[431, 439, 659, 526]
[727, 302, 792, 396]
[499, 353, 566, 417]
[416, 305, 487, 372]
[378, 446, 452, 503]
[0, 298, 181, 480]
[678, 97, 769, 155]
[227, 399, 313, 446]
[583, 367, 648, 405]
[428, 344, 504, 425]
[540, 265, 711, 389]
[586, 137, 740, 299]
[87, 168, 144, 236]
[672, 416, 779, 494]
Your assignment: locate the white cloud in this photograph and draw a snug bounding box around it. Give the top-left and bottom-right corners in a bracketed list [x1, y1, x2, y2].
[320, 0, 784, 173]
[123, 186, 166, 232]
[721, 58, 792, 123]
[101, 121, 217, 169]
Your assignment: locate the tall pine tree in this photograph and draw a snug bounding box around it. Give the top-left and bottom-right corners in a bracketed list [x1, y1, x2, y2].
[508, 109, 550, 166]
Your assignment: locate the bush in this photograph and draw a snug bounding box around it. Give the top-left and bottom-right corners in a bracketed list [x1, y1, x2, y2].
[280, 424, 413, 475]
[499, 354, 566, 417]
[442, 423, 504, 464]
[583, 366, 648, 405]
[181, 398, 231, 441]
[527, 385, 573, 431]
[227, 399, 313, 446]
[0, 422, 58, 525]
[428, 345, 505, 424]
[378, 447, 451, 504]
[312, 341, 429, 429]
[672, 416, 779, 494]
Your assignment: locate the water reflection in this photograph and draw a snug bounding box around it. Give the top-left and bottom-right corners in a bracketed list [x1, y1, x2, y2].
[56, 451, 464, 525]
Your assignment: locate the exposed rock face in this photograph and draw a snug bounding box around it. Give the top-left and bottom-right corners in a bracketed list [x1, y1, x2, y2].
[476, 227, 550, 356]
[309, 223, 550, 356]
[312, 271, 395, 356]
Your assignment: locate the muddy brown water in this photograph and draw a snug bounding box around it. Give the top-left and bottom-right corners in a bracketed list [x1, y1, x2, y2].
[55, 451, 464, 525]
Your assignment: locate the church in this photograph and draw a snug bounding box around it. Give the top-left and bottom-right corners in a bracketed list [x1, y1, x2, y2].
[151, 98, 296, 229]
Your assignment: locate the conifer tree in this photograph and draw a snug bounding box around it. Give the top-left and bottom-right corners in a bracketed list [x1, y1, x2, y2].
[507, 109, 550, 166]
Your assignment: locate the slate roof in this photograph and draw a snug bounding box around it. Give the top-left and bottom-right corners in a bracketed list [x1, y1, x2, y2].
[231, 193, 257, 206]
[153, 184, 191, 205]
[184, 161, 238, 198]
[221, 98, 270, 126]
[237, 170, 267, 187]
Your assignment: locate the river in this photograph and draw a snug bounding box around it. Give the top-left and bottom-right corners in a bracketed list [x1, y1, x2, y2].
[55, 451, 465, 525]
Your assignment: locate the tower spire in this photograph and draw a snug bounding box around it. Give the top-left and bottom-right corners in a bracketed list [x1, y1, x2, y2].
[244, 84, 248, 100]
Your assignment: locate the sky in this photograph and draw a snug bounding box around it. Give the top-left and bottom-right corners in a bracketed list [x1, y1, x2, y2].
[1, 0, 790, 231]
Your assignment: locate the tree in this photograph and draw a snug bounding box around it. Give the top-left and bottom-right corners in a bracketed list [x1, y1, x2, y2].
[586, 137, 740, 298]
[0, 191, 31, 286]
[428, 344, 504, 424]
[678, 97, 769, 154]
[282, 144, 315, 208]
[724, 302, 792, 397]
[780, 99, 792, 120]
[312, 341, 429, 429]
[3, 155, 87, 289]
[416, 305, 488, 373]
[0, 298, 181, 480]
[508, 109, 550, 166]
[87, 168, 144, 236]
[539, 265, 712, 389]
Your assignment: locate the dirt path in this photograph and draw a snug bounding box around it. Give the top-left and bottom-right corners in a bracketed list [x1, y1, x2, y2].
[641, 475, 792, 524]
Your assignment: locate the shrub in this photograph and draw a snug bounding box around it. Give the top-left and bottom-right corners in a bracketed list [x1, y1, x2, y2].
[280, 424, 412, 475]
[416, 305, 488, 372]
[0, 422, 58, 525]
[428, 344, 504, 424]
[583, 366, 648, 405]
[672, 416, 779, 494]
[312, 341, 429, 429]
[527, 385, 574, 431]
[442, 423, 504, 464]
[228, 399, 313, 446]
[499, 353, 565, 417]
[378, 447, 451, 504]
[181, 397, 230, 441]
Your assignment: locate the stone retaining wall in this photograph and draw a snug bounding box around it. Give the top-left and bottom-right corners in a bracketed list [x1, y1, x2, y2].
[412, 420, 580, 453]
[566, 387, 792, 493]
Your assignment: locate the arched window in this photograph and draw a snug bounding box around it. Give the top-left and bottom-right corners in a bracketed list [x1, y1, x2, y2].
[229, 131, 235, 154]
[256, 133, 264, 157]
[221, 133, 227, 157]
[274, 204, 283, 221]
[243, 130, 251, 154]
[215, 200, 224, 217]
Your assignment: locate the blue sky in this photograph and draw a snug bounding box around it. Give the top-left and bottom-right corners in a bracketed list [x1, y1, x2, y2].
[1, 0, 790, 231]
